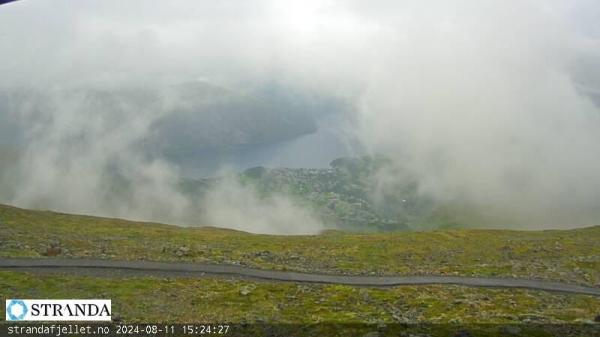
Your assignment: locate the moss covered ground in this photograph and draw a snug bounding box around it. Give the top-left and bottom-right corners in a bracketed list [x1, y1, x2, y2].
[1, 204, 598, 287]
[1, 203, 599, 334]
[1, 271, 598, 325]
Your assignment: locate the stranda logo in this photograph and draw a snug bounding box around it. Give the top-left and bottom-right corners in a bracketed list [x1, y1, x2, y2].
[5, 300, 111, 321]
[6, 300, 28, 321]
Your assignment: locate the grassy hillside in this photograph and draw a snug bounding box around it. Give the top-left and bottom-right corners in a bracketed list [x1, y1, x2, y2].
[1, 271, 599, 325]
[1, 203, 599, 333]
[1, 204, 599, 287]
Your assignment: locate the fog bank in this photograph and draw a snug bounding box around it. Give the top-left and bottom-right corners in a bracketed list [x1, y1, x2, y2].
[1, 0, 599, 230]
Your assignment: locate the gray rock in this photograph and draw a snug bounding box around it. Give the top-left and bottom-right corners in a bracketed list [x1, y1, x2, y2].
[175, 246, 190, 257]
[45, 242, 62, 256]
[239, 285, 254, 296]
[361, 332, 379, 337]
[112, 313, 123, 322]
[500, 326, 522, 336]
[399, 333, 431, 337]
[453, 330, 472, 337]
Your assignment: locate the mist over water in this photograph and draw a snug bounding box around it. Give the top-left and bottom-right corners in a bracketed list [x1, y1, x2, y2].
[0, 0, 599, 232]
[173, 112, 360, 178]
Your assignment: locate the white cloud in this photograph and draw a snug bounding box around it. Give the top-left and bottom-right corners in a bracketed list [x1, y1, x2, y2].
[0, 0, 599, 229]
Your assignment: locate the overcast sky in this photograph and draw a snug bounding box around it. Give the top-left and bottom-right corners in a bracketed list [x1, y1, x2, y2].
[2, 0, 595, 89]
[1, 0, 599, 230]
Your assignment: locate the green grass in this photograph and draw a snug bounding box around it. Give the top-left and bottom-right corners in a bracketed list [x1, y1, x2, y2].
[1, 204, 598, 286]
[1, 203, 599, 330]
[1, 271, 598, 324]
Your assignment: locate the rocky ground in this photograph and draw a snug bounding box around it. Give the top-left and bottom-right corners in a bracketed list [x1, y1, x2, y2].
[1, 204, 599, 334]
[1, 270, 599, 326]
[1, 204, 599, 287]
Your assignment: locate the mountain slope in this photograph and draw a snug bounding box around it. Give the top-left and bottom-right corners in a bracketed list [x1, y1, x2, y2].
[1, 203, 598, 287]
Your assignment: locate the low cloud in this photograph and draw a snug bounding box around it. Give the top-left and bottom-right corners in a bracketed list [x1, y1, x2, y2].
[1, 0, 599, 230]
[1, 87, 192, 224]
[353, 1, 600, 228]
[199, 173, 325, 234]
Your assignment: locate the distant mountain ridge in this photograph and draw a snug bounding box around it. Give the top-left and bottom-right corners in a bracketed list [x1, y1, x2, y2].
[149, 81, 319, 154]
[0, 82, 320, 155]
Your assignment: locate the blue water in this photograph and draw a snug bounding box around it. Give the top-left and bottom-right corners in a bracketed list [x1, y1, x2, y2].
[172, 114, 363, 178]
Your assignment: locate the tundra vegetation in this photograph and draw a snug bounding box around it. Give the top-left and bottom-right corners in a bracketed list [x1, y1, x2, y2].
[1, 203, 599, 332]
